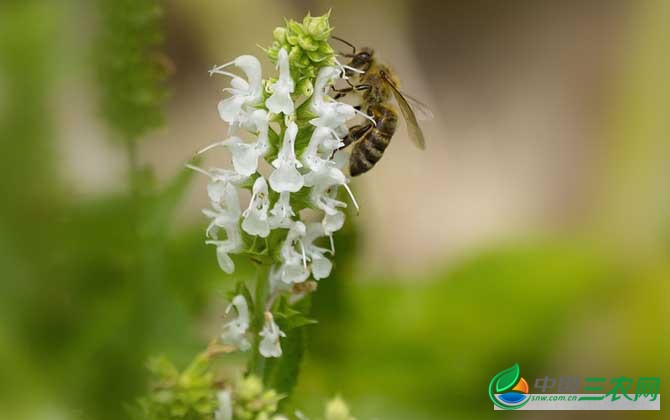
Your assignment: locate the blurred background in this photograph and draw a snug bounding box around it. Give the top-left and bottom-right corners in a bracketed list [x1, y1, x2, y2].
[0, 0, 668, 419]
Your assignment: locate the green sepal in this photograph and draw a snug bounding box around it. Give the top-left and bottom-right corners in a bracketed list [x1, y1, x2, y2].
[238, 172, 261, 190]
[298, 35, 319, 52]
[306, 49, 330, 63]
[266, 228, 289, 261]
[294, 124, 315, 155]
[273, 27, 287, 43]
[287, 186, 313, 213]
[296, 78, 314, 97]
[227, 280, 255, 314]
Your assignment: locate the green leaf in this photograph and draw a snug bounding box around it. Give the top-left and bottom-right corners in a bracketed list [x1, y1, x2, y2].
[263, 296, 312, 402]
[263, 324, 306, 398]
[283, 314, 318, 330]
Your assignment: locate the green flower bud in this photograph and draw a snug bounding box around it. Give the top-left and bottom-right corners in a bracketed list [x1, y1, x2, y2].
[286, 32, 299, 46]
[298, 35, 319, 52]
[264, 77, 277, 94]
[265, 11, 336, 86]
[299, 54, 311, 67]
[287, 20, 304, 37]
[273, 27, 286, 43]
[235, 406, 253, 420]
[296, 78, 313, 97]
[288, 45, 303, 63]
[318, 42, 335, 55]
[304, 10, 331, 40]
[237, 375, 263, 400]
[306, 49, 329, 63]
[325, 396, 355, 420]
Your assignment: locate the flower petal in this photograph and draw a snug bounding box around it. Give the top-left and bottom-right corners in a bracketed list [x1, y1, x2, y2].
[241, 211, 270, 237]
[218, 95, 246, 123]
[269, 165, 304, 193]
[311, 255, 333, 280]
[322, 210, 344, 235]
[216, 246, 235, 274]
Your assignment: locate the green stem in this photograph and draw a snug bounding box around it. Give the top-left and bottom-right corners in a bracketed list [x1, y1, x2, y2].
[248, 263, 271, 379]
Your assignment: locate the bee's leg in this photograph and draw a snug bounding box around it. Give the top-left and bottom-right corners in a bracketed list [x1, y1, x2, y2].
[341, 122, 373, 149]
[333, 84, 370, 99]
[330, 123, 372, 160]
[332, 86, 354, 100]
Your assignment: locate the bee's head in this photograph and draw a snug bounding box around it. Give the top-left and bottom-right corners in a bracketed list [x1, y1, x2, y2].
[347, 47, 374, 75]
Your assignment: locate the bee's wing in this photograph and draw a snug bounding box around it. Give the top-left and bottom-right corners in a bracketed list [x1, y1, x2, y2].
[381, 73, 426, 150]
[400, 91, 434, 121]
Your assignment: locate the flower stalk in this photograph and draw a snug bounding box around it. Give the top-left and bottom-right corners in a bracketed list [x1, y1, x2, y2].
[133, 11, 364, 420]
[191, 11, 355, 363]
[156, 11, 367, 419]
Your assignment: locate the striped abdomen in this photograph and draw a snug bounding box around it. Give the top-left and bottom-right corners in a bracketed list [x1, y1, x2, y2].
[349, 104, 398, 176]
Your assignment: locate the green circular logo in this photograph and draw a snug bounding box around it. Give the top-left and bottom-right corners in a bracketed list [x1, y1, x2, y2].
[488, 363, 530, 410]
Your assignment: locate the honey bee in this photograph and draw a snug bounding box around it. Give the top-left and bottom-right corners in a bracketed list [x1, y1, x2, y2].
[332, 36, 432, 176]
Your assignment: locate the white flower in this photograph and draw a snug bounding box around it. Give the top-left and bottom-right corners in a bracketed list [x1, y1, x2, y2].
[303, 154, 359, 235]
[197, 109, 271, 176]
[209, 167, 249, 186]
[202, 183, 241, 238]
[269, 191, 295, 229]
[311, 67, 359, 130]
[269, 121, 304, 193]
[279, 221, 309, 284]
[322, 210, 345, 236]
[303, 223, 333, 280]
[201, 183, 244, 273]
[304, 167, 347, 216]
[302, 126, 337, 172]
[242, 176, 271, 238]
[311, 66, 340, 110]
[310, 66, 375, 146]
[186, 164, 249, 189]
[221, 295, 250, 351]
[207, 181, 228, 203]
[210, 55, 263, 125]
[265, 49, 295, 115]
[259, 312, 286, 358]
[207, 233, 242, 273]
[214, 390, 233, 420]
[311, 102, 357, 132]
[309, 177, 346, 235]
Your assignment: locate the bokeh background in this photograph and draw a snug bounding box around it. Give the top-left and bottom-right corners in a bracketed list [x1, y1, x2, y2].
[0, 0, 668, 419]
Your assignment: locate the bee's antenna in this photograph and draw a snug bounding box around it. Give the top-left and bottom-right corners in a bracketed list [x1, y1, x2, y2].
[331, 35, 357, 55]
